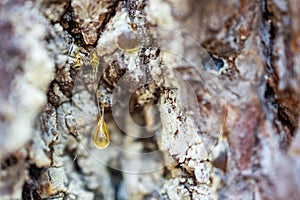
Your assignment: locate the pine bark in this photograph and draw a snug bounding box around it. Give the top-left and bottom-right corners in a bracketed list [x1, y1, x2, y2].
[1, 0, 300, 200]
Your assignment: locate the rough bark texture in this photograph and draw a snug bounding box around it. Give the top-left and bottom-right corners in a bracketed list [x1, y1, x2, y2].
[1, 0, 300, 200]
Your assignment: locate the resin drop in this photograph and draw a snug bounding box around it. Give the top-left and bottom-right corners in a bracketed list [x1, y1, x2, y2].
[93, 117, 110, 149]
[117, 31, 139, 50]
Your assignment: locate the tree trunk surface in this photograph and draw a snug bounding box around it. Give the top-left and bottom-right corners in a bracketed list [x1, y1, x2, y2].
[1, 0, 300, 200]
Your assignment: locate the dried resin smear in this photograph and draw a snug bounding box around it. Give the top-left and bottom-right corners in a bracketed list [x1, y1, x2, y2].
[93, 107, 110, 149]
[89, 49, 99, 74]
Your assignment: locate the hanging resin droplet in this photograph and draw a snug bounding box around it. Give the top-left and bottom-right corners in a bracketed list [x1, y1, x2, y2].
[93, 102, 110, 149]
[93, 115, 110, 149]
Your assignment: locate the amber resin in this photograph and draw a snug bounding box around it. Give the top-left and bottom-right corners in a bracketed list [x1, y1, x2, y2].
[93, 105, 110, 149]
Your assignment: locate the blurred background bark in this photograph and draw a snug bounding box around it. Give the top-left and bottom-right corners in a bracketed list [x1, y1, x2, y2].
[1, 0, 300, 199]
